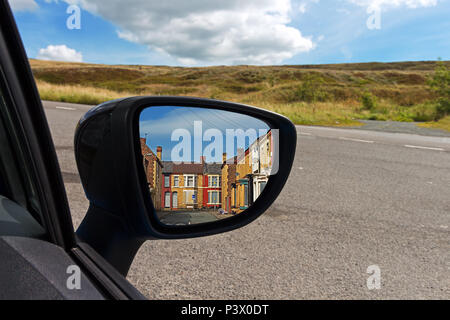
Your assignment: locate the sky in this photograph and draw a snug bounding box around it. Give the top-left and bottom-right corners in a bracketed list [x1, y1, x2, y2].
[9, 0, 450, 66]
[139, 106, 269, 162]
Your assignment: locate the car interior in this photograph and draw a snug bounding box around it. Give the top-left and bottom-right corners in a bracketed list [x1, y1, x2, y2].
[0, 75, 46, 240]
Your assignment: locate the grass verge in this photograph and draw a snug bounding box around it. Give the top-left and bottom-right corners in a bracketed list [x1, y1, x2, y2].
[36, 80, 132, 105]
[418, 116, 450, 131]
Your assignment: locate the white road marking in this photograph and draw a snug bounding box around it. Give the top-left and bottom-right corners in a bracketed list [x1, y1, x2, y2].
[298, 132, 312, 136]
[339, 137, 375, 144]
[56, 106, 76, 111]
[404, 145, 445, 151]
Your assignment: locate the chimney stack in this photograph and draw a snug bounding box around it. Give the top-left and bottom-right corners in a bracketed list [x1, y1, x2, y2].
[222, 153, 227, 164]
[200, 156, 206, 164]
[156, 146, 162, 160]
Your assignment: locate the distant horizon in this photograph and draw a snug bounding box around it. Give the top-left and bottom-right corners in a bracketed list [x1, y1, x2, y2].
[28, 58, 449, 68]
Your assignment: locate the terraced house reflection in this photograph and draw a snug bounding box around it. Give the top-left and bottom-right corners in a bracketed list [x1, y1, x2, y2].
[140, 128, 273, 226]
[139, 106, 274, 226]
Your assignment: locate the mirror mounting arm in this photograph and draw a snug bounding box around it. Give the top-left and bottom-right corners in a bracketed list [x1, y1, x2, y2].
[77, 204, 144, 276]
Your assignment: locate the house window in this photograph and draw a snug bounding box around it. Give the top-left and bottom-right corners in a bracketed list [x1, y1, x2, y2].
[173, 175, 179, 187]
[184, 175, 196, 187]
[209, 175, 220, 187]
[260, 181, 267, 193]
[164, 175, 170, 188]
[208, 191, 220, 204]
[244, 184, 249, 207]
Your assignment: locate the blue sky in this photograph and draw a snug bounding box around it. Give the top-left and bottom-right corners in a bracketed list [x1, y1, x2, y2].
[139, 106, 269, 162]
[9, 0, 450, 66]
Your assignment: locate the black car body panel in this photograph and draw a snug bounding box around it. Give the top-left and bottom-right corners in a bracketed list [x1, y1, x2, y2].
[0, 0, 140, 299]
[0, 236, 104, 300]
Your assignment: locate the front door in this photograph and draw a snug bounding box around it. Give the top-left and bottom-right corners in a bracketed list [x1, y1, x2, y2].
[172, 192, 178, 208]
[165, 192, 171, 208]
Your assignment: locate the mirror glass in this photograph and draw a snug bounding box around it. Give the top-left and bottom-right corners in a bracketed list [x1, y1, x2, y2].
[139, 106, 276, 226]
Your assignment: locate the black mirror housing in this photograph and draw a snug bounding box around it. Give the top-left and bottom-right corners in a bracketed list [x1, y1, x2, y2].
[75, 96, 296, 275]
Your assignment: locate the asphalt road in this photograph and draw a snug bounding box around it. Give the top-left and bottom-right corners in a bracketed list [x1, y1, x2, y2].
[43, 100, 450, 300]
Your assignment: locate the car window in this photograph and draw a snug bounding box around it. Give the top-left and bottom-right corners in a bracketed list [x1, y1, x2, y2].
[0, 67, 46, 238]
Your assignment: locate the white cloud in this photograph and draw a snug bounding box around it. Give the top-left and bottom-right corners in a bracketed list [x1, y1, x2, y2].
[298, 0, 320, 13]
[37, 45, 83, 62]
[298, 3, 308, 13]
[347, 0, 438, 9]
[61, 0, 314, 65]
[8, 0, 38, 11]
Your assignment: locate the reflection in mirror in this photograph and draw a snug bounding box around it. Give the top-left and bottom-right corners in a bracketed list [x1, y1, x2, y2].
[139, 106, 276, 226]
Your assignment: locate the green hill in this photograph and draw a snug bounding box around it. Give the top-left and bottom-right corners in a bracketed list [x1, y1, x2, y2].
[30, 59, 450, 131]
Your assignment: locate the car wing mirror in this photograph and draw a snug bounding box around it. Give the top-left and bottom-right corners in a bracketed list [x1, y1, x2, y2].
[75, 97, 296, 275]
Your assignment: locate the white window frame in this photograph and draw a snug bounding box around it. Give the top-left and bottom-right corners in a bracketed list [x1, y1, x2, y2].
[208, 175, 220, 187]
[184, 174, 196, 187]
[208, 190, 220, 205]
[164, 175, 170, 188]
[173, 175, 179, 187]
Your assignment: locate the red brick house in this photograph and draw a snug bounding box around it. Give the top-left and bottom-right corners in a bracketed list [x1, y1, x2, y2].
[202, 161, 222, 209]
[140, 138, 163, 210]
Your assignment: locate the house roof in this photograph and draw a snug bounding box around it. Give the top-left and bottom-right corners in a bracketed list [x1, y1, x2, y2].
[162, 161, 203, 174]
[161, 161, 173, 173]
[203, 163, 222, 175]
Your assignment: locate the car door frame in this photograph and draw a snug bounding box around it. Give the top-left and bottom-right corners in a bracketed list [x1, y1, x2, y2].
[0, 0, 145, 300]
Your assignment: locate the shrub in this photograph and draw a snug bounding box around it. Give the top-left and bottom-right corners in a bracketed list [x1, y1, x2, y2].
[361, 92, 377, 111]
[295, 74, 328, 102]
[410, 103, 438, 122]
[428, 62, 450, 120]
[436, 98, 450, 120]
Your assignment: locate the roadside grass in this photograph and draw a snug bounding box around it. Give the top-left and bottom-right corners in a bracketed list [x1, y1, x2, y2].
[418, 116, 450, 131]
[31, 59, 450, 131]
[36, 80, 133, 105]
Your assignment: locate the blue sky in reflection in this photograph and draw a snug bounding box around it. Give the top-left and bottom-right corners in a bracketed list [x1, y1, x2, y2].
[139, 106, 269, 162]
